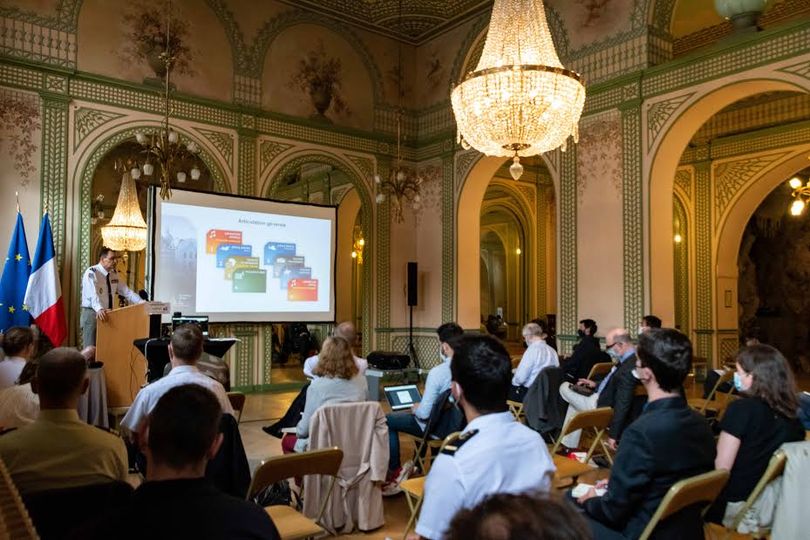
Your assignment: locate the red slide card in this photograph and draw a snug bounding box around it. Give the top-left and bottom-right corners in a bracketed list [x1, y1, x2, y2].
[288, 279, 318, 302]
[206, 229, 242, 254]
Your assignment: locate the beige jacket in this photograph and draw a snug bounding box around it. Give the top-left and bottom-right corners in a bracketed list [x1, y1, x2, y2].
[771, 441, 810, 539]
[302, 402, 388, 533]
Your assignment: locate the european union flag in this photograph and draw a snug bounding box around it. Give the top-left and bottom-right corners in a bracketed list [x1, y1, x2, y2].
[0, 212, 32, 331]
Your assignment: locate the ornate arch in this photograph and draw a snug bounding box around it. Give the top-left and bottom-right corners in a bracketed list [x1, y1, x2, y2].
[647, 0, 678, 35]
[264, 151, 375, 354]
[673, 192, 690, 336]
[247, 11, 384, 104]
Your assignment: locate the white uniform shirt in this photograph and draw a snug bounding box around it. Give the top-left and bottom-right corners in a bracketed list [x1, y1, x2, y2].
[0, 383, 39, 428]
[120, 365, 234, 434]
[0, 357, 27, 389]
[81, 263, 142, 312]
[415, 411, 555, 540]
[302, 353, 368, 378]
[512, 340, 559, 388]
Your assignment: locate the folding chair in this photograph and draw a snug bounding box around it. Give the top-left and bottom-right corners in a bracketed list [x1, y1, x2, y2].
[705, 449, 786, 539]
[638, 469, 729, 540]
[689, 370, 734, 415]
[587, 361, 615, 381]
[227, 391, 246, 423]
[246, 448, 343, 540]
[401, 432, 461, 539]
[507, 399, 525, 422]
[550, 407, 613, 482]
[404, 389, 464, 474]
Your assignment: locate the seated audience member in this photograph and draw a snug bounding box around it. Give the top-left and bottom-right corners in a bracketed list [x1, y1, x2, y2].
[76, 384, 280, 540]
[559, 328, 638, 450]
[562, 318, 607, 381]
[638, 315, 662, 335]
[707, 344, 805, 524]
[303, 321, 367, 378]
[0, 348, 128, 494]
[576, 328, 715, 540]
[283, 336, 367, 453]
[0, 360, 39, 429]
[414, 334, 555, 540]
[702, 336, 759, 399]
[384, 322, 464, 495]
[446, 493, 591, 540]
[0, 326, 35, 389]
[508, 322, 559, 402]
[121, 324, 233, 441]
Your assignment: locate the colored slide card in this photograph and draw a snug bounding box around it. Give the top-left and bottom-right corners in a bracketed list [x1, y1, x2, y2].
[233, 269, 267, 293]
[280, 266, 312, 289]
[224, 256, 260, 280]
[206, 229, 242, 254]
[264, 242, 296, 266]
[288, 279, 318, 301]
[274, 255, 305, 278]
[216, 244, 252, 268]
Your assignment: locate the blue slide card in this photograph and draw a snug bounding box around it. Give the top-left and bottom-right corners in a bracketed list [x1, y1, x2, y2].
[264, 242, 296, 266]
[274, 255, 305, 278]
[280, 266, 311, 289]
[216, 244, 252, 268]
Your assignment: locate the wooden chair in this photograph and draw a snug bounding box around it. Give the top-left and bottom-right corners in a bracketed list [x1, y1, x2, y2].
[401, 432, 461, 539]
[227, 391, 246, 423]
[507, 400, 525, 423]
[405, 390, 462, 474]
[688, 370, 734, 415]
[0, 458, 37, 539]
[705, 449, 787, 539]
[246, 448, 343, 540]
[638, 469, 729, 540]
[550, 407, 614, 482]
[587, 361, 615, 381]
[510, 354, 523, 369]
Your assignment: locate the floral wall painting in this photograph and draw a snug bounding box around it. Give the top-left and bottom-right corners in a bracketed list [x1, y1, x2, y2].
[288, 40, 350, 122]
[549, 0, 632, 50]
[0, 91, 41, 185]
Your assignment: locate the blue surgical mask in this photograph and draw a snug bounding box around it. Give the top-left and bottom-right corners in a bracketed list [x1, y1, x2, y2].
[607, 347, 621, 360]
[440, 352, 450, 363]
[733, 372, 747, 392]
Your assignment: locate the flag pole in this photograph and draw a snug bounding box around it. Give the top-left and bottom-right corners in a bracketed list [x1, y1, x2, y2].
[15, 191, 19, 213]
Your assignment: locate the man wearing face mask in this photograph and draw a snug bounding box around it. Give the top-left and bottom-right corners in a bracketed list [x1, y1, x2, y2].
[559, 328, 641, 451]
[383, 322, 464, 496]
[413, 334, 554, 540]
[562, 319, 608, 381]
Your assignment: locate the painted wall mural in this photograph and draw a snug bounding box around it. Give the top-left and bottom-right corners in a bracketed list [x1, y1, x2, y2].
[0, 90, 40, 183]
[548, 0, 636, 51]
[121, 2, 195, 80]
[289, 39, 350, 120]
[576, 111, 623, 201]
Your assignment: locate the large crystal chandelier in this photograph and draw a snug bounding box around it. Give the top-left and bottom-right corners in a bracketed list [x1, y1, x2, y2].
[101, 170, 147, 251]
[131, 0, 201, 200]
[451, 0, 586, 180]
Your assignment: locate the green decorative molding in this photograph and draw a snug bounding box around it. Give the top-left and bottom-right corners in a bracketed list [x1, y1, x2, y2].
[237, 131, 257, 196]
[673, 195, 690, 336]
[694, 161, 713, 363]
[621, 101, 644, 331]
[536, 184, 548, 318]
[346, 154, 375, 183]
[442, 155, 454, 324]
[73, 107, 124, 152]
[232, 326, 257, 388]
[674, 166, 693, 201]
[40, 97, 69, 269]
[375, 159, 391, 351]
[195, 126, 235, 174]
[649, 0, 677, 35]
[453, 149, 479, 196]
[718, 332, 739, 363]
[391, 334, 441, 370]
[645, 92, 694, 152]
[259, 139, 293, 178]
[778, 59, 810, 81]
[558, 147, 577, 353]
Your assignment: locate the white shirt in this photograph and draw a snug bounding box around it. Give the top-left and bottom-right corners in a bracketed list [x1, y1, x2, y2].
[512, 340, 559, 388]
[0, 383, 39, 428]
[413, 355, 453, 431]
[416, 411, 555, 540]
[81, 263, 143, 312]
[0, 357, 27, 389]
[302, 353, 368, 378]
[120, 364, 234, 434]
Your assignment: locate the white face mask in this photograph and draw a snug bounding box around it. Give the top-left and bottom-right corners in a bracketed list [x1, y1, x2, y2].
[638, 326, 646, 335]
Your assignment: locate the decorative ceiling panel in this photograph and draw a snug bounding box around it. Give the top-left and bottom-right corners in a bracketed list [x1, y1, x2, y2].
[277, 0, 493, 44]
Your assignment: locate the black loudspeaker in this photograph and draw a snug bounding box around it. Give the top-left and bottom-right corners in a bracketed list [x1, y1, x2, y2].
[367, 351, 411, 370]
[149, 314, 162, 339]
[407, 262, 418, 306]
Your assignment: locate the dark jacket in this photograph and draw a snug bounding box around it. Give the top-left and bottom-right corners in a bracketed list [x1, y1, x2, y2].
[524, 366, 567, 434]
[563, 335, 608, 380]
[596, 353, 644, 440]
[583, 396, 715, 539]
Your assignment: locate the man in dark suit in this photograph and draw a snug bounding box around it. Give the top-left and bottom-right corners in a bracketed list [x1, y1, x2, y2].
[559, 328, 640, 450]
[576, 328, 716, 539]
[562, 319, 609, 381]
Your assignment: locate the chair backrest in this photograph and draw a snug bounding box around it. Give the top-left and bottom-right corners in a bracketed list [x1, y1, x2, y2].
[247, 447, 343, 499]
[551, 407, 613, 455]
[729, 449, 787, 531]
[638, 469, 729, 540]
[706, 369, 734, 401]
[424, 389, 465, 439]
[510, 355, 522, 369]
[226, 391, 246, 422]
[587, 362, 615, 380]
[0, 458, 37, 539]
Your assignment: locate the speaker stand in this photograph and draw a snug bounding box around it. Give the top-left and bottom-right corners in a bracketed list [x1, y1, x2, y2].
[408, 304, 420, 370]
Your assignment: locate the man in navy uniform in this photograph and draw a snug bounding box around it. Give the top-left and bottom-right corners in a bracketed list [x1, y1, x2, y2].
[413, 334, 555, 540]
[80, 247, 143, 346]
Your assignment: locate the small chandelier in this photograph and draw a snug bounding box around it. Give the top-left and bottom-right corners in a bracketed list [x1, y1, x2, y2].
[351, 227, 365, 264]
[788, 175, 810, 216]
[131, 0, 202, 200]
[451, 0, 586, 180]
[101, 170, 147, 251]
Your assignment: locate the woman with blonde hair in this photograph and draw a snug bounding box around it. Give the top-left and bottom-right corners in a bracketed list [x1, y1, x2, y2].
[708, 344, 804, 524]
[282, 336, 367, 453]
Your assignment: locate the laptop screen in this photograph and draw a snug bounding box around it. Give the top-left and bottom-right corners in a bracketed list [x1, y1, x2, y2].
[172, 315, 210, 337]
[384, 384, 422, 411]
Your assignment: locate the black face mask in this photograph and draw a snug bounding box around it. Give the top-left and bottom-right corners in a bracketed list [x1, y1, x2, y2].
[577, 329, 586, 338]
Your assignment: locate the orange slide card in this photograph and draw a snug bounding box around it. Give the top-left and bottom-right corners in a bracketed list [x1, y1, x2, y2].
[206, 229, 242, 254]
[287, 279, 318, 302]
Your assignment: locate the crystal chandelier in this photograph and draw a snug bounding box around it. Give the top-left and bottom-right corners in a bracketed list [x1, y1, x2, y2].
[101, 170, 147, 251]
[131, 0, 201, 200]
[451, 0, 586, 180]
[788, 174, 810, 216]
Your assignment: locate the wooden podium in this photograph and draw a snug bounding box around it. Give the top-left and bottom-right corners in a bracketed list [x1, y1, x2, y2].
[96, 303, 149, 408]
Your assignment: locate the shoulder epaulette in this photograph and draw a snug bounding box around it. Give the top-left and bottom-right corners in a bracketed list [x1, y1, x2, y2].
[441, 429, 479, 456]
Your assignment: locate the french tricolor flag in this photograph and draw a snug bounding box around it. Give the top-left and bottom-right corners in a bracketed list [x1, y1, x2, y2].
[24, 213, 66, 346]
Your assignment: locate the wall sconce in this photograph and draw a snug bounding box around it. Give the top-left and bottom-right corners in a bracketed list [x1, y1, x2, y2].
[515, 247, 522, 255]
[674, 233, 683, 243]
[352, 228, 365, 264]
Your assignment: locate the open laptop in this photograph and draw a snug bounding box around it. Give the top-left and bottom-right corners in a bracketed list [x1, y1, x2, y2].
[172, 314, 210, 338]
[384, 384, 422, 411]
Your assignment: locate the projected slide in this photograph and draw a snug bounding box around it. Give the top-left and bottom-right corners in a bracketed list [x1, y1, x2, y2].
[151, 188, 335, 323]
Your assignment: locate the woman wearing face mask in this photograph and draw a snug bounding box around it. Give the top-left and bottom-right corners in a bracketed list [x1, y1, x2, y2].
[707, 344, 804, 524]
